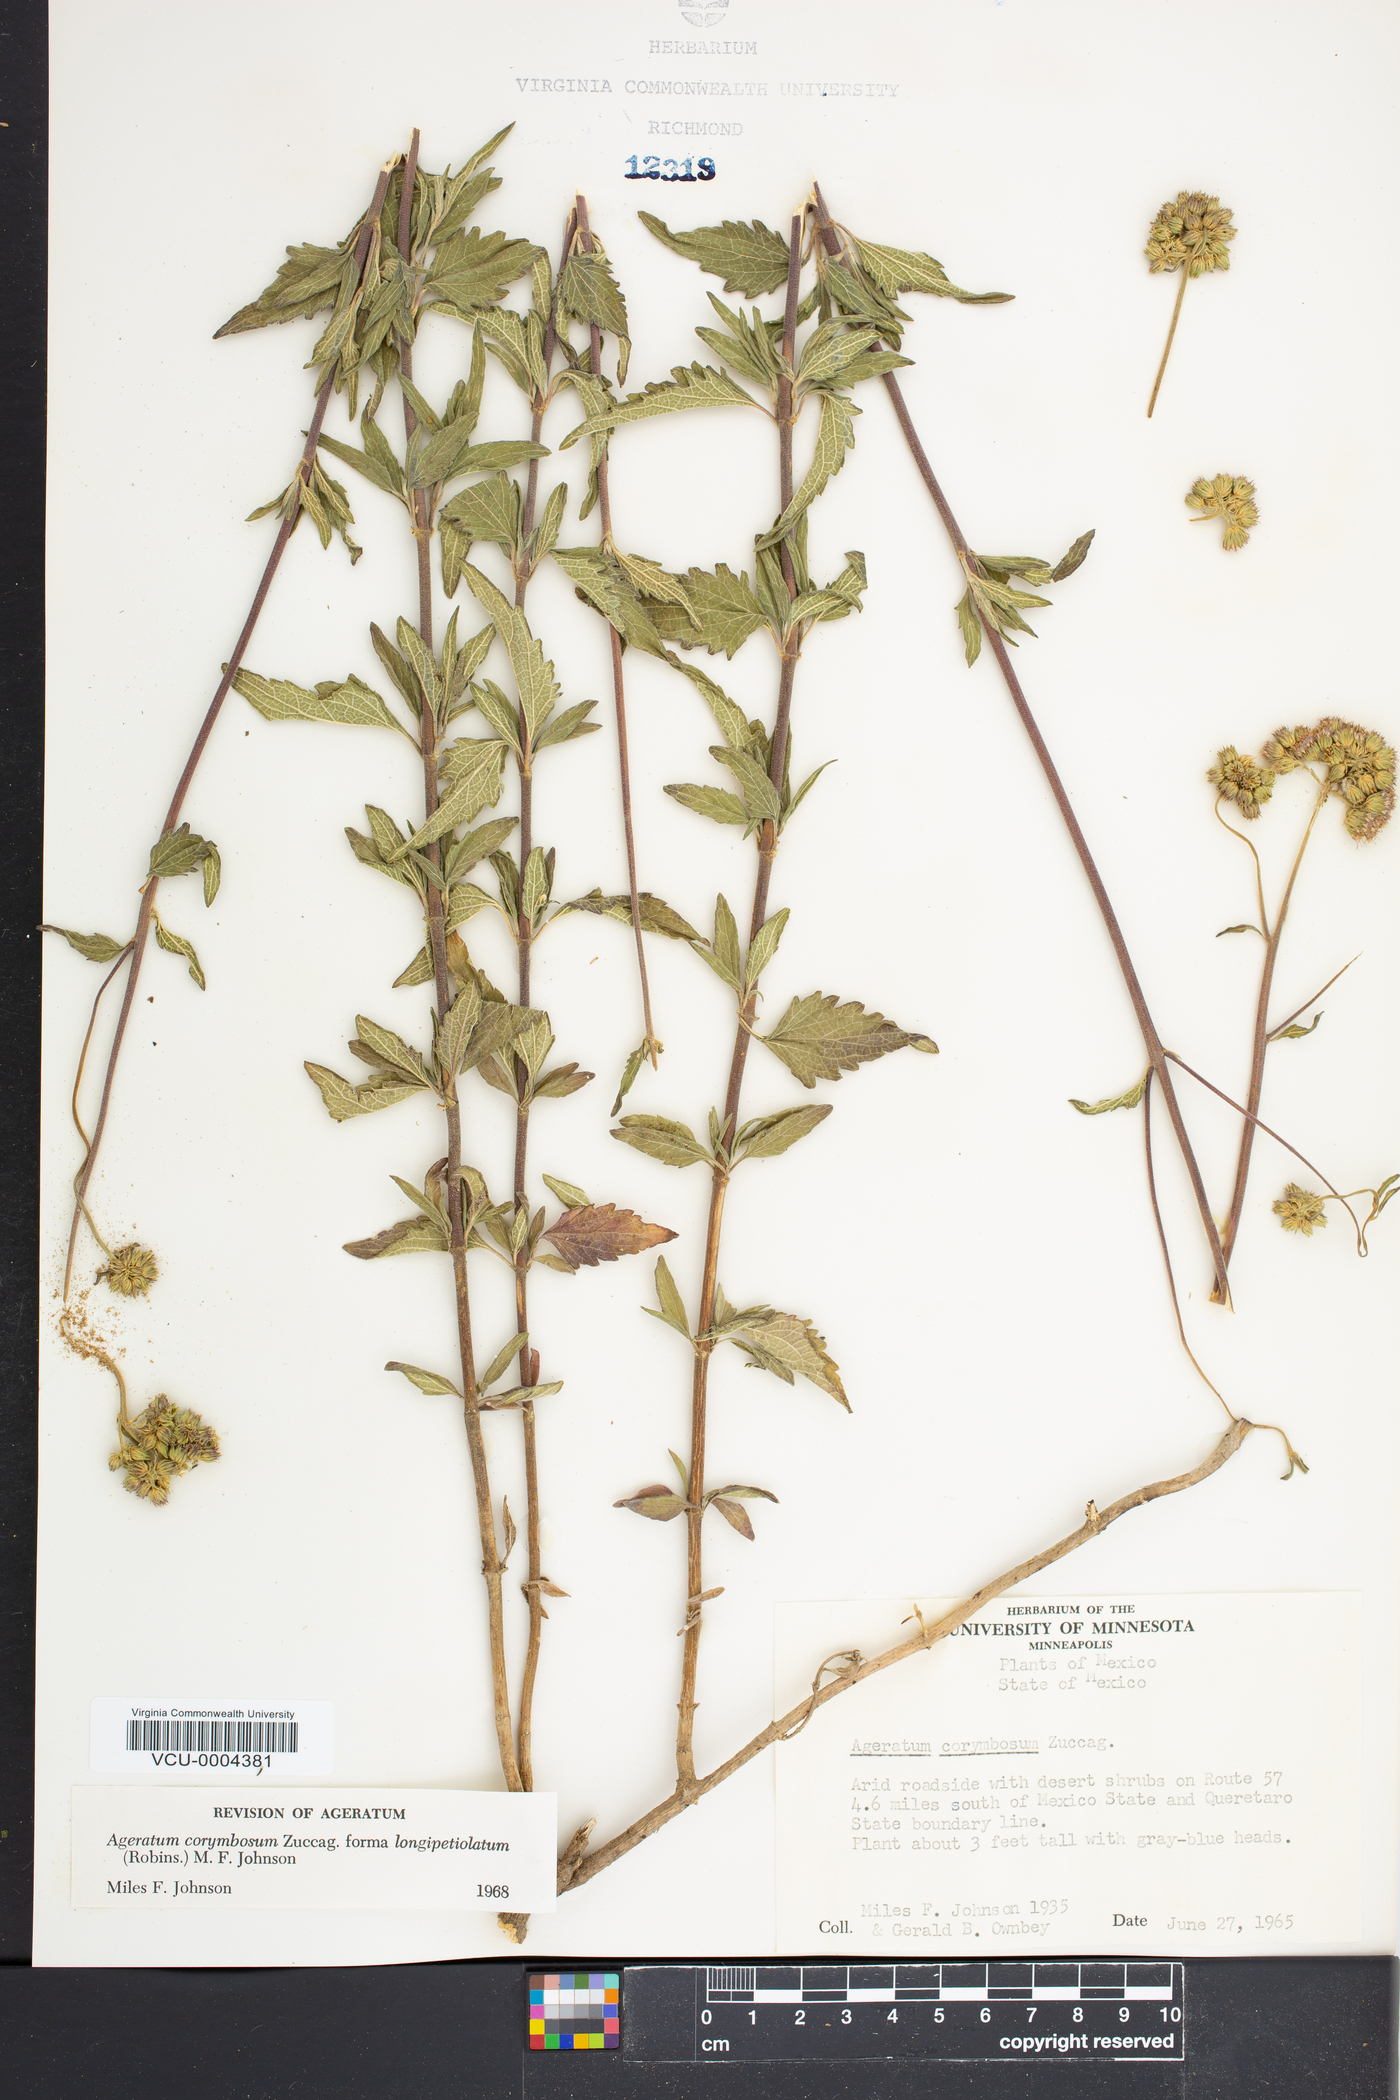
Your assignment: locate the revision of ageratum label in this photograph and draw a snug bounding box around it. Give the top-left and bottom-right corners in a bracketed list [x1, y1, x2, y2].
[775, 1593, 1361, 1958]
[71, 1787, 556, 1913]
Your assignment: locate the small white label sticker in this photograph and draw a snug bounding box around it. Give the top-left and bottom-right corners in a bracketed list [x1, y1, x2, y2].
[72, 1786, 557, 1912]
[90, 1700, 333, 1776]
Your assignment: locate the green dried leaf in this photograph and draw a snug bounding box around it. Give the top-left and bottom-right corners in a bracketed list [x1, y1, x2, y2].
[435, 983, 483, 1078]
[352, 1014, 430, 1083]
[612, 1115, 710, 1169]
[542, 1173, 590, 1210]
[744, 907, 788, 991]
[720, 1308, 848, 1409]
[424, 228, 544, 315]
[234, 667, 416, 741]
[1216, 923, 1264, 938]
[439, 471, 522, 551]
[480, 1332, 529, 1390]
[613, 1487, 688, 1522]
[559, 252, 631, 383]
[201, 843, 221, 907]
[534, 700, 600, 753]
[639, 212, 791, 297]
[386, 1360, 461, 1397]
[561, 362, 759, 447]
[734, 1102, 833, 1162]
[956, 586, 983, 666]
[710, 894, 742, 990]
[762, 991, 938, 1087]
[344, 1213, 450, 1258]
[852, 235, 1012, 305]
[147, 822, 215, 882]
[756, 395, 857, 552]
[152, 916, 205, 990]
[1068, 1073, 1149, 1115]
[393, 740, 507, 859]
[1050, 530, 1095, 582]
[1275, 1011, 1323, 1042]
[482, 1380, 564, 1411]
[306, 1062, 419, 1125]
[459, 566, 560, 746]
[656, 563, 767, 659]
[645, 1254, 691, 1339]
[664, 782, 749, 828]
[560, 889, 702, 942]
[45, 926, 126, 963]
[612, 1041, 648, 1117]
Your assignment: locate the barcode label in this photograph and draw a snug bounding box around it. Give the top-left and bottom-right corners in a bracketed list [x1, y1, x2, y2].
[91, 1699, 331, 1775]
[124, 1718, 299, 1755]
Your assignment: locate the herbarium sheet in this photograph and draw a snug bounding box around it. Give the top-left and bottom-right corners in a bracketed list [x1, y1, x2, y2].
[36, 0, 1400, 1965]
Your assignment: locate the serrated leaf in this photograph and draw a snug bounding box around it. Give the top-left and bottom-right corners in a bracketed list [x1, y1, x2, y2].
[735, 1102, 833, 1162]
[439, 471, 522, 550]
[560, 889, 702, 942]
[46, 926, 126, 963]
[561, 361, 759, 447]
[353, 1014, 430, 1083]
[762, 991, 938, 1088]
[392, 740, 506, 858]
[543, 1204, 678, 1272]
[386, 1360, 461, 1397]
[435, 982, 483, 1078]
[559, 252, 631, 382]
[664, 782, 749, 827]
[720, 1309, 848, 1408]
[852, 235, 1012, 305]
[459, 565, 559, 746]
[153, 917, 205, 990]
[234, 667, 415, 741]
[424, 228, 543, 314]
[756, 394, 857, 552]
[1068, 1074, 1149, 1115]
[460, 999, 537, 1073]
[613, 1487, 688, 1522]
[660, 563, 767, 659]
[612, 1115, 710, 1169]
[148, 822, 214, 881]
[639, 212, 791, 296]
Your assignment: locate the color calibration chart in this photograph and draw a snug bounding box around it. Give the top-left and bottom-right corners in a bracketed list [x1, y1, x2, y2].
[527, 1971, 621, 2051]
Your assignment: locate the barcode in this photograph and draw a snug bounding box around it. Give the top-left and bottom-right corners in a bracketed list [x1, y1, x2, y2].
[124, 1719, 299, 1754]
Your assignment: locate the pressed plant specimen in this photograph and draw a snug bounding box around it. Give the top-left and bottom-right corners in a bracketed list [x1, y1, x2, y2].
[1145, 190, 1235, 418]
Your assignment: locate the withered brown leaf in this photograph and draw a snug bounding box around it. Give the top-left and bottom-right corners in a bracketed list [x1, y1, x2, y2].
[543, 1203, 678, 1271]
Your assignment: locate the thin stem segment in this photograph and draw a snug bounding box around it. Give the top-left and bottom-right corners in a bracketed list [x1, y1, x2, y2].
[809, 182, 1232, 1310]
[62, 160, 395, 1300]
[1147, 267, 1189, 418]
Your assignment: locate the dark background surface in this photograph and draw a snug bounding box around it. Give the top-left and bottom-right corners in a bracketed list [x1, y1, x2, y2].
[1, 6, 1396, 2097]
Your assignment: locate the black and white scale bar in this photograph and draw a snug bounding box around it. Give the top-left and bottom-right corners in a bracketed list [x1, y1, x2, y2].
[705, 1961, 1176, 2005]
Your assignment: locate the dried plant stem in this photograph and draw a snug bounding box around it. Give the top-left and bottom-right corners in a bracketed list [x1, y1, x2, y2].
[397, 130, 519, 1791]
[1147, 267, 1189, 418]
[1211, 771, 1331, 1300]
[508, 211, 577, 1793]
[676, 215, 805, 1794]
[575, 192, 659, 1071]
[61, 160, 395, 1302]
[563, 1418, 1255, 1895]
[808, 184, 1231, 1310]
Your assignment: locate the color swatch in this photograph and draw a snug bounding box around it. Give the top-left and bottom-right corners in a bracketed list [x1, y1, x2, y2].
[527, 1971, 621, 2050]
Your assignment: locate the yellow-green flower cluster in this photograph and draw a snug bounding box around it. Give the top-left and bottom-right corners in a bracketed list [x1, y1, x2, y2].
[1207, 745, 1275, 819]
[1273, 1184, 1328, 1236]
[1146, 192, 1236, 276]
[104, 1243, 159, 1297]
[1186, 474, 1258, 551]
[1261, 718, 1395, 842]
[110, 1396, 220, 1506]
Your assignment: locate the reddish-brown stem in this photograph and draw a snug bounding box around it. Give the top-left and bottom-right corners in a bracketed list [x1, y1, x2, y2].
[564, 1418, 1254, 1893]
[62, 161, 395, 1301]
[1210, 771, 1331, 1299]
[510, 211, 576, 1791]
[808, 183, 1231, 1310]
[574, 192, 658, 1071]
[397, 129, 519, 1790]
[676, 215, 804, 1792]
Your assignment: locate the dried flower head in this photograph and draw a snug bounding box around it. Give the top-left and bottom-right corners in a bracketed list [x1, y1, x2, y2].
[104, 1243, 159, 1297]
[1260, 724, 1315, 775]
[1186, 474, 1258, 551]
[1207, 745, 1275, 819]
[1308, 717, 1396, 842]
[109, 1395, 220, 1505]
[1146, 192, 1236, 276]
[1273, 1183, 1328, 1236]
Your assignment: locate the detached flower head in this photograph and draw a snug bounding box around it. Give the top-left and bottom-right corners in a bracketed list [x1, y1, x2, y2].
[1186, 473, 1258, 551]
[1208, 745, 1274, 819]
[110, 1395, 220, 1505]
[1273, 1184, 1328, 1236]
[1146, 192, 1236, 276]
[104, 1243, 159, 1297]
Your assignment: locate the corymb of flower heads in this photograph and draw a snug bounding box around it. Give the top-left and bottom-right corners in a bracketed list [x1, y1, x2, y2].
[1261, 718, 1396, 842]
[1208, 745, 1275, 819]
[110, 1396, 220, 1506]
[1273, 1184, 1328, 1236]
[1146, 191, 1236, 276]
[1187, 474, 1259, 551]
